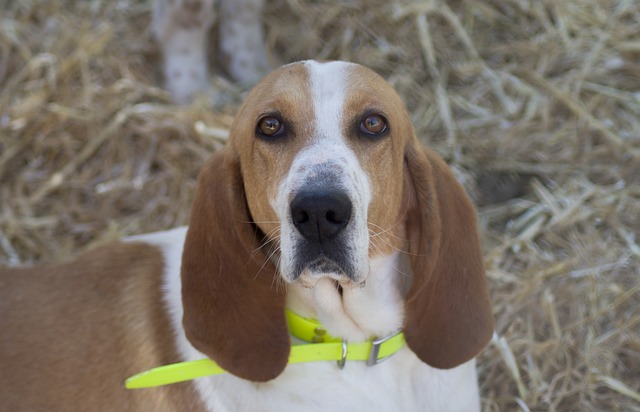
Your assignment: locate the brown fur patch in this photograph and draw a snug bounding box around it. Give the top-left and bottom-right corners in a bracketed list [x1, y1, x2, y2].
[0, 242, 203, 410]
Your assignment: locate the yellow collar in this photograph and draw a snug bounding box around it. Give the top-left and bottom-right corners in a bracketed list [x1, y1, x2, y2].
[125, 310, 405, 389]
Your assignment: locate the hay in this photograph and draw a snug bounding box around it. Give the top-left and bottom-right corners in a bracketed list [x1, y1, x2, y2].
[1, 0, 639, 410]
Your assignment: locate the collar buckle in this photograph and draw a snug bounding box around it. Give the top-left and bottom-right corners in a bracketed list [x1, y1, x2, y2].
[337, 339, 348, 369]
[367, 330, 402, 366]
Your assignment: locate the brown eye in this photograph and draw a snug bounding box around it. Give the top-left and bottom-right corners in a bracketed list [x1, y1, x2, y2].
[360, 114, 387, 135]
[257, 116, 284, 137]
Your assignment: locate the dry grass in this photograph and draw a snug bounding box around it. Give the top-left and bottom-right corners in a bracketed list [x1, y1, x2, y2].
[1, 0, 639, 410]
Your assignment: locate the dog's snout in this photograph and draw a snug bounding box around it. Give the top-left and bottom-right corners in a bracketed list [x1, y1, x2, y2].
[291, 191, 352, 242]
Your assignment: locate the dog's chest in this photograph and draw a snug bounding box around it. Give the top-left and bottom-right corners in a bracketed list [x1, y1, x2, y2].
[191, 352, 479, 412]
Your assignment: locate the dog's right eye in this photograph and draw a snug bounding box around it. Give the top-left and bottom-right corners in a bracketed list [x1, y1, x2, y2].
[257, 116, 285, 138]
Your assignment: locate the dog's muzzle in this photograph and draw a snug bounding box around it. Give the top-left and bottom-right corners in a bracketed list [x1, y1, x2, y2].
[289, 189, 356, 280]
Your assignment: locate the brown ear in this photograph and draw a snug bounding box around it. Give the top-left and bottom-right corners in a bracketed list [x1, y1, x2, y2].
[402, 142, 493, 369]
[181, 149, 290, 382]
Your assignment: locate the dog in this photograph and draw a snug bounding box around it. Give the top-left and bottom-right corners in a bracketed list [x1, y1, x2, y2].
[0, 60, 493, 411]
[152, 0, 269, 104]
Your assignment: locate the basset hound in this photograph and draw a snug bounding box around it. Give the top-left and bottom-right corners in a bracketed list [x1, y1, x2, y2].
[0, 60, 494, 411]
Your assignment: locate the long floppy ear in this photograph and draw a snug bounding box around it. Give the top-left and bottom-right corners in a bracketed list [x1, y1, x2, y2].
[402, 142, 493, 369]
[181, 149, 290, 382]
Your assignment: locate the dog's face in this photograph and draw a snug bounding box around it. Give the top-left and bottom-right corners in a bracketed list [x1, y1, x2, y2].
[182, 60, 493, 382]
[232, 61, 413, 287]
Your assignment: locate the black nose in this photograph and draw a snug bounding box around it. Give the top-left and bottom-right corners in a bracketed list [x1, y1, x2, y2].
[290, 190, 353, 242]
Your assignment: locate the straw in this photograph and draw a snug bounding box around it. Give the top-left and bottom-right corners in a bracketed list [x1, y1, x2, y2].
[1, 1, 638, 410]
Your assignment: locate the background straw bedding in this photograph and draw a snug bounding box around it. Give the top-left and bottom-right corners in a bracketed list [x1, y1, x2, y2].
[1, 1, 639, 410]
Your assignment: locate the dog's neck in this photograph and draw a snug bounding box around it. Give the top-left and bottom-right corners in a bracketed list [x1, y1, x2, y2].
[285, 252, 411, 342]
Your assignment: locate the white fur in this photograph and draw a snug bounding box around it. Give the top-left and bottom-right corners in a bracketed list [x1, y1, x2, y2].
[127, 61, 480, 410]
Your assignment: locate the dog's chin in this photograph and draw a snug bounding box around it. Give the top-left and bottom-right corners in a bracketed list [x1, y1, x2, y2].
[294, 259, 365, 289]
[308, 258, 344, 275]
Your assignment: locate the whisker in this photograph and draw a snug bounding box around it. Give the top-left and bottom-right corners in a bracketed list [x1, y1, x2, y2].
[370, 230, 428, 258]
[368, 227, 408, 242]
[230, 215, 280, 225]
[367, 199, 431, 257]
[370, 236, 403, 257]
[253, 240, 280, 281]
[251, 234, 278, 255]
[368, 195, 413, 239]
[373, 244, 411, 278]
[234, 218, 281, 225]
[390, 262, 412, 279]
[368, 220, 407, 245]
[250, 227, 280, 257]
[267, 245, 284, 291]
[270, 253, 286, 294]
[369, 238, 384, 256]
[368, 237, 412, 279]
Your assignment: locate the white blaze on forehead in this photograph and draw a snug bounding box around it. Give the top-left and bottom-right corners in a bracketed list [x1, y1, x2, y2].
[307, 60, 351, 140]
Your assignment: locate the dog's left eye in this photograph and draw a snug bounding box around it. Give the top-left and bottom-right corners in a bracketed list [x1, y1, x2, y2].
[257, 116, 285, 138]
[360, 114, 387, 136]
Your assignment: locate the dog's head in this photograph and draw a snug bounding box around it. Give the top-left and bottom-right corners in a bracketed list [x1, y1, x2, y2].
[181, 61, 493, 381]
